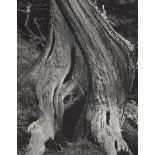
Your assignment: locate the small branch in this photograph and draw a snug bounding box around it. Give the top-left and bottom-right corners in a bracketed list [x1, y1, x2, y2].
[18, 4, 45, 41]
[18, 7, 48, 12]
[33, 18, 46, 42]
[64, 101, 76, 111]
[17, 8, 27, 13]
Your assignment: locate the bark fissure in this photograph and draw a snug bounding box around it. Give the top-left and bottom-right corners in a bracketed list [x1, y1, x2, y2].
[106, 111, 110, 125]
[114, 140, 118, 151]
[47, 30, 56, 59]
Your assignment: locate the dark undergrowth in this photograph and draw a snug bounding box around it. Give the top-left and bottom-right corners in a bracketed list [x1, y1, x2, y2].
[43, 138, 106, 155]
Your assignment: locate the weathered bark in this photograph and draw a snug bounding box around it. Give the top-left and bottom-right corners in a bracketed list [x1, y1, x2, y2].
[24, 0, 136, 155]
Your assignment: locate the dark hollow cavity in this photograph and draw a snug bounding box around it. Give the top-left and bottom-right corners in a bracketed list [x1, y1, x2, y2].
[106, 111, 110, 125]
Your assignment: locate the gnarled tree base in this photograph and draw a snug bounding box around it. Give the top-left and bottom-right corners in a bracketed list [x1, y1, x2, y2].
[24, 0, 136, 155]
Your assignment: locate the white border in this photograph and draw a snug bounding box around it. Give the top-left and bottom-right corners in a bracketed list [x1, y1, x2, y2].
[1, 0, 155, 155]
[139, 0, 155, 155]
[0, 0, 17, 154]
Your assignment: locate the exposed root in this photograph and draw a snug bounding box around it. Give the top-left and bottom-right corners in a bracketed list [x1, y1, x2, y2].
[26, 118, 55, 155]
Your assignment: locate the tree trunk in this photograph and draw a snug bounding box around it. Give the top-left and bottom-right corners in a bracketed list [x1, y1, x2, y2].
[25, 0, 136, 155]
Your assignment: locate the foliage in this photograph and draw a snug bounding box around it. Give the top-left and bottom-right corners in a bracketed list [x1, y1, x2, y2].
[17, 31, 42, 154]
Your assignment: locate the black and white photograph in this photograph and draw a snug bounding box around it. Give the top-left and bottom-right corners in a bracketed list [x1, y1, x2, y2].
[16, 0, 138, 155]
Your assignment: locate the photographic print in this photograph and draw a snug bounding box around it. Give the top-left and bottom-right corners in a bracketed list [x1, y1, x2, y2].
[17, 0, 138, 155]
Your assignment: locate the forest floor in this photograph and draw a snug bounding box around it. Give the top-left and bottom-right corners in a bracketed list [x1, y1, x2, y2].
[17, 2, 138, 155]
